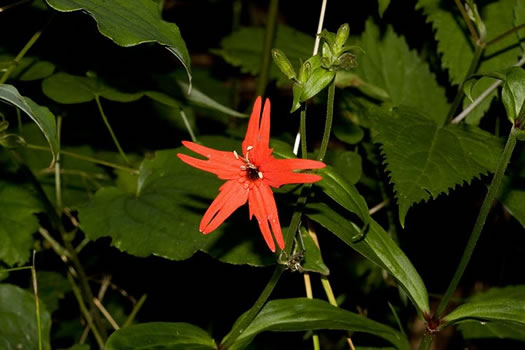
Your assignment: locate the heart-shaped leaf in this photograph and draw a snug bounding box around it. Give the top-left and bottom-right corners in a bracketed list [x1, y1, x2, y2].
[45, 0, 192, 88]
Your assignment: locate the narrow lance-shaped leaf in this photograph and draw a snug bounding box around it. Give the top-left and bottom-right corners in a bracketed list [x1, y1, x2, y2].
[44, 0, 192, 89]
[0, 84, 58, 165]
[225, 298, 410, 350]
[105, 322, 216, 350]
[306, 203, 430, 314]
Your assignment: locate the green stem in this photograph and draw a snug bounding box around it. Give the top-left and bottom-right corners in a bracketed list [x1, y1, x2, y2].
[317, 78, 335, 162]
[486, 23, 525, 47]
[435, 127, 518, 318]
[68, 273, 106, 349]
[0, 17, 51, 84]
[122, 293, 148, 328]
[55, 116, 63, 213]
[418, 332, 434, 350]
[30, 260, 43, 350]
[300, 105, 308, 159]
[219, 265, 285, 349]
[255, 0, 279, 98]
[25, 143, 139, 174]
[94, 96, 129, 165]
[454, 0, 479, 44]
[445, 45, 484, 123]
[179, 108, 197, 142]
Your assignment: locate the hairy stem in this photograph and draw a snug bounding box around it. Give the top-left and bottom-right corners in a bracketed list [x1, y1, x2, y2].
[255, 0, 279, 98]
[94, 95, 129, 164]
[435, 126, 519, 318]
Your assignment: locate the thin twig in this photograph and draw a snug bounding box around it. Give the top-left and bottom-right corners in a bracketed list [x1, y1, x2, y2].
[122, 294, 148, 328]
[369, 198, 390, 215]
[93, 298, 120, 330]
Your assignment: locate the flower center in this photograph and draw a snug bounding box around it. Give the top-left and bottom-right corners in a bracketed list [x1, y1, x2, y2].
[246, 165, 261, 180]
[233, 147, 263, 181]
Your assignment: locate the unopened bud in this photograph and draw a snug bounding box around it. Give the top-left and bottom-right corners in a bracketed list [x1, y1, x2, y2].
[335, 23, 350, 49]
[322, 42, 331, 59]
[298, 61, 312, 83]
[272, 48, 296, 80]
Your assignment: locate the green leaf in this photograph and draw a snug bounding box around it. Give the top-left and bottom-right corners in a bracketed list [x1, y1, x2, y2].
[0, 181, 43, 266]
[0, 56, 56, 81]
[516, 1, 525, 53]
[458, 320, 525, 342]
[37, 271, 71, 314]
[105, 322, 216, 350]
[0, 84, 58, 164]
[45, 0, 192, 88]
[306, 204, 429, 314]
[417, 0, 522, 124]
[498, 175, 525, 230]
[300, 67, 336, 103]
[444, 286, 525, 330]
[378, 0, 390, 17]
[501, 67, 525, 123]
[78, 137, 275, 266]
[0, 284, 52, 350]
[333, 118, 365, 145]
[369, 105, 502, 226]
[315, 165, 370, 224]
[353, 20, 449, 125]
[300, 226, 329, 275]
[335, 71, 390, 101]
[214, 25, 314, 84]
[226, 298, 409, 350]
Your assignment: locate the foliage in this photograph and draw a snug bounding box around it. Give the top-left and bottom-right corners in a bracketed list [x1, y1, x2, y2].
[0, 0, 524, 349]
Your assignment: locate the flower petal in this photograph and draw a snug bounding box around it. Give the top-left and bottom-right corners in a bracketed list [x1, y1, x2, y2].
[242, 96, 262, 155]
[200, 180, 249, 234]
[248, 183, 284, 252]
[177, 141, 242, 180]
[261, 157, 325, 188]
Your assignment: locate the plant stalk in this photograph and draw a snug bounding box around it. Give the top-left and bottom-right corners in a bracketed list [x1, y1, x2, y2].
[317, 78, 335, 162]
[418, 332, 434, 350]
[94, 95, 129, 165]
[435, 126, 519, 319]
[300, 105, 308, 159]
[255, 0, 279, 98]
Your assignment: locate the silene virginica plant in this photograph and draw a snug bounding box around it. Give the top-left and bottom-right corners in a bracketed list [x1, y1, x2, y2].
[0, 1, 524, 350]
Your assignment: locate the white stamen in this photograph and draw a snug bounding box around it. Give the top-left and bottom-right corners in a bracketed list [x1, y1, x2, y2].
[233, 150, 239, 159]
[258, 171, 263, 179]
[240, 165, 246, 170]
[246, 145, 254, 151]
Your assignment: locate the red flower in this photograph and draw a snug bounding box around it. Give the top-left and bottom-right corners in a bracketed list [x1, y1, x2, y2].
[177, 97, 325, 252]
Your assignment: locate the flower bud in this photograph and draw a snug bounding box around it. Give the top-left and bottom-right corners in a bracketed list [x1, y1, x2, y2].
[271, 48, 296, 80]
[335, 23, 350, 50]
[298, 61, 312, 84]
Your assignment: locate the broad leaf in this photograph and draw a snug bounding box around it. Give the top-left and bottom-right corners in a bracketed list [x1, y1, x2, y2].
[78, 137, 276, 266]
[0, 56, 55, 81]
[45, 0, 192, 87]
[369, 105, 502, 226]
[0, 284, 52, 350]
[0, 181, 43, 266]
[105, 322, 216, 350]
[353, 20, 449, 125]
[458, 320, 525, 342]
[444, 286, 525, 332]
[307, 204, 429, 314]
[516, 1, 525, 53]
[417, 0, 522, 124]
[214, 25, 314, 83]
[226, 298, 409, 350]
[300, 226, 329, 275]
[0, 84, 58, 164]
[37, 271, 71, 314]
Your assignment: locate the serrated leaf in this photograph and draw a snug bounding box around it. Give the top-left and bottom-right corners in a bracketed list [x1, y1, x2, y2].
[105, 322, 216, 350]
[0, 181, 43, 266]
[226, 298, 409, 350]
[369, 105, 502, 226]
[0, 284, 52, 350]
[0, 84, 58, 165]
[45, 0, 192, 88]
[444, 286, 525, 331]
[78, 137, 275, 266]
[353, 20, 449, 125]
[306, 204, 429, 314]
[417, 0, 522, 124]
[214, 25, 314, 84]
